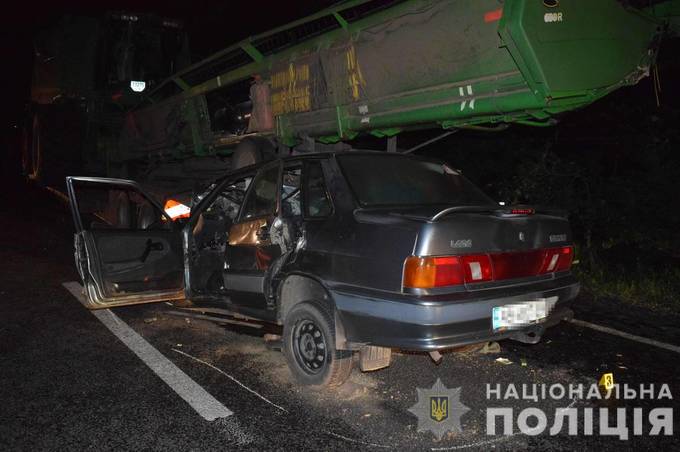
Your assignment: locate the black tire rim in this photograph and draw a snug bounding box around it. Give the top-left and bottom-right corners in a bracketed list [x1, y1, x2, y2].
[292, 319, 327, 375]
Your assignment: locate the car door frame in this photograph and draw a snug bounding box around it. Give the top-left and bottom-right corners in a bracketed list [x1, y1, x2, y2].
[67, 176, 186, 309]
[181, 165, 259, 299]
[223, 159, 283, 309]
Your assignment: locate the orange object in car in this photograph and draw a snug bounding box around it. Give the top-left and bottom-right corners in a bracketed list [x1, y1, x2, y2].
[163, 199, 191, 220]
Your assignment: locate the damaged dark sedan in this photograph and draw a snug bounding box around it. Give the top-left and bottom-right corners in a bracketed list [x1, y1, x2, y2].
[67, 151, 579, 386]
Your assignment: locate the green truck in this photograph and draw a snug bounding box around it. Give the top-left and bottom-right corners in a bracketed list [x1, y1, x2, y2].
[25, 0, 680, 202]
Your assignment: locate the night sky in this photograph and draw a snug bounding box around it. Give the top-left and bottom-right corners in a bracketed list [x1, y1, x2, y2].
[0, 0, 337, 128]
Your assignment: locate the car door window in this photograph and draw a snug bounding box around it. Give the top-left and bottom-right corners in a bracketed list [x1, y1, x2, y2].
[199, 175, 252, 225]
[303, 161, 332, 218]
[240, 163, 280, 220]
[71, 180, 171, 231]
[281, 166, 302, 218]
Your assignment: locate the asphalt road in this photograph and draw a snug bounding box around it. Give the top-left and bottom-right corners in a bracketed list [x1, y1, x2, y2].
[1, 180, 679, 451]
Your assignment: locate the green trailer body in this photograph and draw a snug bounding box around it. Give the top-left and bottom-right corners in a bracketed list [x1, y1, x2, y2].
[24, 1, 679, 189]
[114, 0, 678, 171]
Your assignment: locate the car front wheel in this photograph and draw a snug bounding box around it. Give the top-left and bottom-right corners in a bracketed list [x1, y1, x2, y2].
[283, 302, 352, 387]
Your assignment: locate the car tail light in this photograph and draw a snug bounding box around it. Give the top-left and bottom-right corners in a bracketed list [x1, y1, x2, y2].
[540, 246, 573, 273]
[493, 249, 545, 280]
[403, 246, 574, 290]
[461, 255, 493, 282]
[403, 256, 464, 289]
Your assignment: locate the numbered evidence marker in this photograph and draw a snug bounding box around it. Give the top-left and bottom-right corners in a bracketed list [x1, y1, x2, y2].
[599, 372, 615, 394]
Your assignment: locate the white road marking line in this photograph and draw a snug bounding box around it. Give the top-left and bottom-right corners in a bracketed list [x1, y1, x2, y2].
[107, 309, 122, 326]
[430, 435, 512, 451]
[172, 348, 289, 413]
[326, 431, 392, 449]
[62, 282, 232, 421]
[569, 318, 680, 354]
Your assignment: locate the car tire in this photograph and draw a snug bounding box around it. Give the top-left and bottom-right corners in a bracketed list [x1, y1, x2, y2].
[283, 302, 352, 387]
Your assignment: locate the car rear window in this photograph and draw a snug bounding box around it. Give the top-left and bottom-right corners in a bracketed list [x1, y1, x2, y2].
[337, 154, 495, 207]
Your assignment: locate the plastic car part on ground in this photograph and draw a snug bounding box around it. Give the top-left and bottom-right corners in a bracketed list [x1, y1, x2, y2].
[479, 341, 501, 354]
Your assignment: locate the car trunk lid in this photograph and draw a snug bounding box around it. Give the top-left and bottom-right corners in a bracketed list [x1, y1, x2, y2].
[354, 205, 571, 255]
[415, 210, 571, 256]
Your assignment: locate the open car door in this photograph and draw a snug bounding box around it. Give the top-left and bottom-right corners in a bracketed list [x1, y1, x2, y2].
[67, 177, 185, 309]
[224, 161, 282, 312]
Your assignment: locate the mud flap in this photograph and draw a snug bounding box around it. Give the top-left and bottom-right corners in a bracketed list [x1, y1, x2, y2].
[359, 345, 392, 372]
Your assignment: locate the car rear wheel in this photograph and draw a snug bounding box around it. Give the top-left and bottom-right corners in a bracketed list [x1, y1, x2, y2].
[283, 302, 352, 387]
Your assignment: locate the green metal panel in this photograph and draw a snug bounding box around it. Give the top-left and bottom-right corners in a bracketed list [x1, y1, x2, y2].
[120, 0, 679, 163]
[499, 0, 658, 98]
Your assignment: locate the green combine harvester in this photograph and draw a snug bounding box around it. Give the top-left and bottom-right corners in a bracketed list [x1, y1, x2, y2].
[25, 0, 680, 193]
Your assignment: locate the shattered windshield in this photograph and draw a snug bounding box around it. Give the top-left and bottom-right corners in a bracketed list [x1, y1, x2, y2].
[337, 154, 496, 208]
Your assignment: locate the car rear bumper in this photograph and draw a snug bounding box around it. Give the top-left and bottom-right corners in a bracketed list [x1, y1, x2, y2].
[331, 275, 580, 351]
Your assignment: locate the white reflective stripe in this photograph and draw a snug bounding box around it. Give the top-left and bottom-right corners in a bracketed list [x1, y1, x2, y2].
[165, 203, 191, 219]
[569, 319, 680, 354]
[62, 282, 232, 421]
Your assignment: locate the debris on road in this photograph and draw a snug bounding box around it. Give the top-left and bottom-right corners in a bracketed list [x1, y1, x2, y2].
[520, 358, 528, 367]
[429, 351, 443, 364]
[143, 317, 158, 324]
[479, 341, 501, 354]
[166, 310, 264, 329]
[264, 334, 282, 351]
[495, 357, 513, 365]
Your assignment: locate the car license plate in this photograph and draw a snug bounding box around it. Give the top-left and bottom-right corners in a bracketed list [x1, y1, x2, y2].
[492, 297, 557, 330]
